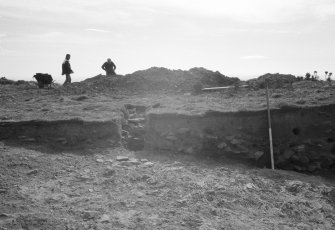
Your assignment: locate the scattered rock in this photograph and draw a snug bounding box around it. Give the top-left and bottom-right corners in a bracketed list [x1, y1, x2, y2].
[166, 134, 177, 141]
[217, 142, 228, 149]
[55, 137, 67, 142]
[254, 151, 264, 160]
[0, 213, 10, 219]
[143, 162, 154, 167]
[26, 169, 38, 176]
[272, 93, 283, 98]
[24, 137, 36, 142]
[121, 130, 129, 138]
[224, 146, 232, 152]
[103, 166, 116, 177]
[307, 164, 319, 172]
[114, 210, 138, 227]
[230, 139, 240, 145]
[210, 208, 218, 216]
[99, 214, 111, 223]
[291, 154, 300, 163]
[129, 158, 141, 165]
[128, 118, 146, 124]
[135, 191, 145, 198]
[73, 95, 89, 101]
[96, 159, 104, 163]
[176, 199, 187, 206]
[293, 165, 306, 172]
[294, 145, 305, 153]
[77, 175, 91, 181]
[120, 159, 141, 167]
[325, 129, 333, 134]
[82, 211, 100, 220]
[299, 155, 310, 164]
[282, 149, 294, 159]
[116, 156, 129, 161]
[285, 180, 304, 195]
[119, 161, 134, 167]
[244, 183, 258, 190]
[184, 147, 195, 155]
[152, 103, 161, 108]
[105, 159, 114, 163]
[231, 149, 241, 154]
[321, 158, 334, 168]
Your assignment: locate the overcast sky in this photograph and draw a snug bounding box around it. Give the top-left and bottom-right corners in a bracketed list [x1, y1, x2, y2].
[0, 0, 334, 83]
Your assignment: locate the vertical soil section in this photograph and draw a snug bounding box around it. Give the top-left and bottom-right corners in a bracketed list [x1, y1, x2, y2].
[145, 104, 335, 172]
[0, 119, 121, 148]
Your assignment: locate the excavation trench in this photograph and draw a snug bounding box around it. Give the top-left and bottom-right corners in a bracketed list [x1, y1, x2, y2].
[0, 104, 334, 173]
[144, 104, 335, 173]
[0, 119, 121, 149]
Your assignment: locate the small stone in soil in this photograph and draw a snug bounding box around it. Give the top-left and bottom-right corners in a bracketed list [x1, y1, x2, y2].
[116, 156, 129, 161]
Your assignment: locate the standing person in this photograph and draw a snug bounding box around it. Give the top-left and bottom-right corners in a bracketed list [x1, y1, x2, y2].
[101, 58, 116, 76]
[313, 70, 319, 81]
[62, 54, 74, 85]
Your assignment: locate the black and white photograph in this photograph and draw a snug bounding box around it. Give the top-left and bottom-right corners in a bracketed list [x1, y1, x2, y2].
[0, 0, 335, 229]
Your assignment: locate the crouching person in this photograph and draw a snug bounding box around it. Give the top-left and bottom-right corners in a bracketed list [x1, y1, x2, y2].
[102, 58, 116, 76]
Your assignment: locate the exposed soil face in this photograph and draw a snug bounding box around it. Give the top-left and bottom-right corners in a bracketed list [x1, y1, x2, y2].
[1, 68, 335, 229]
[0, 119, 121, 149]
[145, 104, 335, 172]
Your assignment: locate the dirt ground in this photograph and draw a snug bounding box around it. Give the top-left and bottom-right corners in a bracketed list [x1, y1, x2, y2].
[1, 142, 334, 230]
[1, 71, 335, 229]
[1, 79, 334, 121]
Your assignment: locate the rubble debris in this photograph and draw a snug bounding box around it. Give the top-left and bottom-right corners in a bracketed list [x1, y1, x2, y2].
[143, 162, 154, 167]
[82, 211, 100, 220]
[254, 151, 264, 160]
[99, 214, 111, 223]
[26, 169, 38, 176]
[116, 156, 129, 161]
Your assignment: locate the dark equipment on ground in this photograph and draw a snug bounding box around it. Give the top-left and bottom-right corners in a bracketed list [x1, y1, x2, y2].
[33, 73, 53, 89]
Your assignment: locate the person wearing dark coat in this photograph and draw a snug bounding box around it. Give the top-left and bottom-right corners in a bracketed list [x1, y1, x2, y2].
[101, 58, 116, 76]
[62, 54, 74, 85]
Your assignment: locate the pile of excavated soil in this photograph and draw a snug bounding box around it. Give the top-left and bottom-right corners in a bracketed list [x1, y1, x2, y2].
[59, 67, 240, 95]
[247, 73, 297, 89]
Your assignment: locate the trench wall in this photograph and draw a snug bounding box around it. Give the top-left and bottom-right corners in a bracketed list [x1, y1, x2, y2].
[0, 119, 121, 148]
[145, 104, 335, 172]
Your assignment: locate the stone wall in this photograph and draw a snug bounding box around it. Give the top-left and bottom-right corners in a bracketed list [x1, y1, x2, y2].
[145, 104, 335, 172]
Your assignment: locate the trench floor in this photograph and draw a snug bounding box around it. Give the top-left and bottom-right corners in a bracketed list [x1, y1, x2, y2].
[1, 140, 335, 229]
